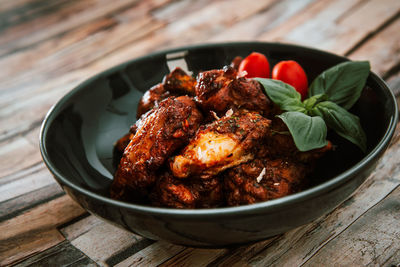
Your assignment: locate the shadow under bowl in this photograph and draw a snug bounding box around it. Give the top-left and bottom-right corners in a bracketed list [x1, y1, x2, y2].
[40, 42, 398, 247]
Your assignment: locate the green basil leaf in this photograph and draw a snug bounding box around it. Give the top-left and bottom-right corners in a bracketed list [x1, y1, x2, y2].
[277, 111, 328, 152]
[303, 94, 328, 114]
[313, 101, 367, 152]
[308, 61, 370, 110]
[255, 78, 305, 112]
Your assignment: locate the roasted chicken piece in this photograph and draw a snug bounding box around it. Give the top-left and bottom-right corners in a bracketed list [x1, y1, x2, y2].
[150, 172, 223, 209]
[111, 96, 203, 200]
[262, 117, 333, 163]
[195, 66, 272, 117]
[113, 124, 139, 164]
[136, 67, 196, 118]
[170, 110, 271, 179]
[137, 83, 170, 119]
[163, 67, 196, 95]
[224, 158, 310, 206]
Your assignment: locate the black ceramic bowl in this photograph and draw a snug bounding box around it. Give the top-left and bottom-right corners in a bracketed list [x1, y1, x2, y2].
[40, 42, 398, 247]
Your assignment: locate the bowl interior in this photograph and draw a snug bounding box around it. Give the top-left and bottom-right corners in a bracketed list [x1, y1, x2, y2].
[41, 42, 396, 204]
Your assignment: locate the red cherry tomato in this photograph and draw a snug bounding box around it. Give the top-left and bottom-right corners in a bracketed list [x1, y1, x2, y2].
[238, 52, 270, 78]
[272, 60, 308, 99]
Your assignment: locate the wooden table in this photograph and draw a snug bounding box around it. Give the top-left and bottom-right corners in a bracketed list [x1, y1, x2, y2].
[1, 0, 399, 266]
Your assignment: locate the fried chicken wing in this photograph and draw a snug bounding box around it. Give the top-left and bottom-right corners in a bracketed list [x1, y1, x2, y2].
[195, 66, 272, 117]
[170, 110, 271, 179]
[163, 67, 196, 95]
[150, 172, 223, 209]
[136, 68, 196, 118]
[137, 83, 170, 119]
[224, 158, 309, 206]
[111, 96, 203, 200]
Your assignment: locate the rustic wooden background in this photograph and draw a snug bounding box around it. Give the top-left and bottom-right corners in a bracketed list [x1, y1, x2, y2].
[0, 0, 399, 266]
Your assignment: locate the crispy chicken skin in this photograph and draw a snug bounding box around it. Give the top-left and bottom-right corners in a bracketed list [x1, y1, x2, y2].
[136, 68, 196, 118]
[150, 172, 223, 209]
[111, 96, 203, 200]
[170, 110, 271, 179]
[224, 158, 309, 206]
[137, 83, 170, 119]
[263, 117, 333, 163]
[195, 66, 272, 117]
[163, 67, 196, 95]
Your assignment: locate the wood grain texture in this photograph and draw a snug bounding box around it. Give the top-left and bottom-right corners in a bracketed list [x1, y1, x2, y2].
[13, 240, 96, 267]
[0, 135, 39, 178]
[115, 241, 186, 266]
[70, 221, 143, 264]
[349, 16, 400, 78]
[303, 185, 400, 267]
[1, 229, 65, 266]
[60, 215, 103, 241]
[0, 164, 55, 203]
[261, 0, 400, 55]
[0, 0, 400, 265]
[0, 195, 85, 265]
[0, 0, 141, 56]
[159, 248, 228, 267]
[0, 183, 63, 222]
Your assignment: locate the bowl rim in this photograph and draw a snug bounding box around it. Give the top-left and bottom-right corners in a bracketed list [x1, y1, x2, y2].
[39, 41, 399, 218]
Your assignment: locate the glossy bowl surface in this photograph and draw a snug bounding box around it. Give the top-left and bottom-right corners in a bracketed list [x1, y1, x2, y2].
[40, 42, 398, 247]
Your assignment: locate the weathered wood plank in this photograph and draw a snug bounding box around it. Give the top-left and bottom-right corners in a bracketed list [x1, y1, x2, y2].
[0, 183, 63, 222]
[0, 195, 85, 265]
[260, 0, 400, 55]
[245, 124, 400, 266]
[209, 0, 316, 42]
[13, 240, 96, 267]
[0, 164, 55, 203]
[207, 237, 280, 266]
[0, 0, 142, 56]
[156, 0, 276, 43]
[0, 11, 166, 143]
[0, 135, 40, 178]
[0, 16, 115, 85]
[60, 215, 103, 241]
[153, 0, 219, 23]
[70, 221, 143, 264]
[1, 229, 65, 266]
[0, 0, 169, 90]
[115, 241, 186, 267]
[303, 185, 400, 267]
[0, 0, 72, 32]
[0, 0, 40, 13]
[0, 1, 399, 266]
[159, 248, 228, 267]
[105, 239, 156, 266]
[259, 0, 360, 43]
[0, 195, 84, 240]
[0, 162, 43, 186]
[89, 0, 278, 72]
[349, 17, 400, 78]
[0, 70, 90, 142]
[0, 0, 280, 147]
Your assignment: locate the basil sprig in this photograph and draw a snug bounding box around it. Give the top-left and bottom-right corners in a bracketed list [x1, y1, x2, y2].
[256, 61, 370, 152]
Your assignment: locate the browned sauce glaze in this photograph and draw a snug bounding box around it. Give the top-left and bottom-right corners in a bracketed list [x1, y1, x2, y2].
[111, 64, 332, 208]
